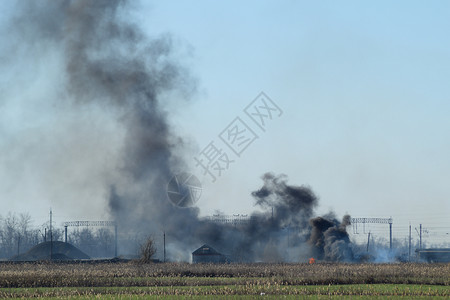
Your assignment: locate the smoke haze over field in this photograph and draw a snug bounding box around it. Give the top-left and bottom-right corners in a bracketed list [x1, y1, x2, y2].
[0, 0, 198, 253]
[0, 0, 357, 262]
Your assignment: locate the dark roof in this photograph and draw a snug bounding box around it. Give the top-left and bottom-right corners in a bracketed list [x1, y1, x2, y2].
[9, 241, 90, 261]
[192, 244, 222, 256]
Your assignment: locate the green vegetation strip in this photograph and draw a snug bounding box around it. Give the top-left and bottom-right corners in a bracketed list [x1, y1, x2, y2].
[0, 284, 448, 298]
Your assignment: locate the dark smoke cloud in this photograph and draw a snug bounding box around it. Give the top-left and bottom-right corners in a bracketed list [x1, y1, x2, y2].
[182, 172, 320, 262]
[55, 0, 198, 253]
[198, 172, 353, 262]
[252, 173, 318, 227]
[309, 214, 354, 261]
[5, 0, 198, 256]
[4, 1, 355, 262]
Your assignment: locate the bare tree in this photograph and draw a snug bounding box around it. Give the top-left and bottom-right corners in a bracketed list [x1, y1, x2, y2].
[139, 237, 156, 263]
[0, 212, 40, 258]
[18, 213, 31, 236]
[1, 212, 19, 258]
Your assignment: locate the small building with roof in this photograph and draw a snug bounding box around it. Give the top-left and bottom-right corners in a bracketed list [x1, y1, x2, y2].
[192, 244, 228, 263]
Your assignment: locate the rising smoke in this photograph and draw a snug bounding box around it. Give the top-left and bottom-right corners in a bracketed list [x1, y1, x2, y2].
[176, 172, 354, 262]
[1, 0, 196, 255]
[2, 1, 355, 262]
[309, 214, 353, 261]
[247, 173, 353, 262]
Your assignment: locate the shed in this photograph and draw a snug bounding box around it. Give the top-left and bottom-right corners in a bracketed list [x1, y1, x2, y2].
[192, 244, 227, 263]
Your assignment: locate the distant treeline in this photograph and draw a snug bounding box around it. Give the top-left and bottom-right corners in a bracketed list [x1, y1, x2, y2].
[0, 213, 116, 259]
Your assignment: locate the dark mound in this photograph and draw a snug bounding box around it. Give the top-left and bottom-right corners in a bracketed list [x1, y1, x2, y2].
[9, 241, 90, 261]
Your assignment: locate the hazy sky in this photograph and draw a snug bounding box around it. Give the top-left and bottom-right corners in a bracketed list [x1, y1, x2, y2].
[1, 1, 449, 247]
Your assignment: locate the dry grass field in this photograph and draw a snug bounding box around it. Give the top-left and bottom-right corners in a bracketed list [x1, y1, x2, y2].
[0, 262, 448, 298]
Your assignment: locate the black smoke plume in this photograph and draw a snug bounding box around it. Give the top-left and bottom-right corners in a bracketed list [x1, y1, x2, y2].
[4, 0, 198, 257]
[4, 1, 354, 262]
[190, 173, 353, 262]
[309, 214, 353, 261]
[57, 0, 199, 255]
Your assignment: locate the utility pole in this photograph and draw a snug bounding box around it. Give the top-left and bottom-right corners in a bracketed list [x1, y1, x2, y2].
[49, 209, 52, 238]
[63, 221, 117, 258]
[163, 232, 166, 263]
[50, 209, 53, 260]
[366, 232, 371, 252]
[114, 223, 118, 257]
[64, 225, 68, 243]
[409, 224, 411, 261]
[351, 218, 393, 250]
[389, 221, 392, 251]
[17, 235, 21, 256]
[287, 225, 290, 248]
[419, 224, 422, 249]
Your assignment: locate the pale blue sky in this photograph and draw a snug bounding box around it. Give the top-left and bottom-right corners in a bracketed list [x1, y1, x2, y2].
[0, 1, 449, 246]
